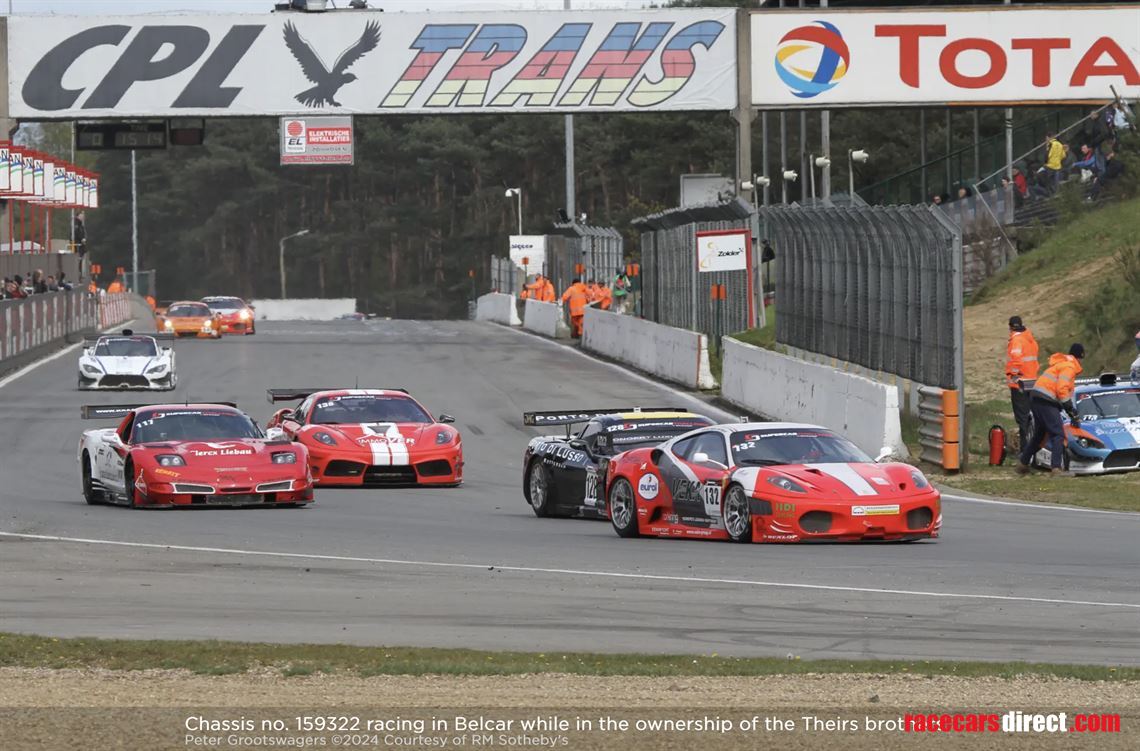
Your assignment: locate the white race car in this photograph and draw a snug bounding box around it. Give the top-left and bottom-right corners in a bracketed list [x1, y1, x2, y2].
[77, 330, 177, 391]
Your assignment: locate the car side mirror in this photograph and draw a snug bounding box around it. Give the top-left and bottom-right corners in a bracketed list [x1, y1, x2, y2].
[650, 448, 663, 465]
[438, 414, 456, 424]
[265, 427, 287, 441]
[692, 451, 710, 464]
[875, 446, 895, 463]
[568, 438, 587, 451]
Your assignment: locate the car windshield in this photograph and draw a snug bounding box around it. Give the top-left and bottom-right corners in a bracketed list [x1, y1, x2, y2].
[167, 304, 210, 317]
[1076, 389, 1140, 419]
[730, 429, 870, 466]
[311, 394, 432, 424]
[132, 410, 262, 443]
[594, 418, 714, 455]
[94, 337, 157, 357]
[204, 298, 243, 310]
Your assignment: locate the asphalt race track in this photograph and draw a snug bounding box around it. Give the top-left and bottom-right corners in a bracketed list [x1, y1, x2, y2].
[1, 320, 1137, 665]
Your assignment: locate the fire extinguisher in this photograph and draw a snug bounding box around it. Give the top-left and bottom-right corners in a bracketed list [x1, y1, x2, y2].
[988, 425, 1007, 466]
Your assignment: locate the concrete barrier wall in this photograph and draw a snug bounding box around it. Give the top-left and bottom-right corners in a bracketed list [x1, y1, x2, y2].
[522, 299, 567, 338]
[475, 293, 522, 326]
[721, 337, 905, 457]
[582, 307, 716, 390]
[250, 298, 356, 321]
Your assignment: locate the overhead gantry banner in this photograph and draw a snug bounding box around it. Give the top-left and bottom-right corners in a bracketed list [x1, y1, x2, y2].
[751, 4, 1140, 108]
[9, 9, 738, 119]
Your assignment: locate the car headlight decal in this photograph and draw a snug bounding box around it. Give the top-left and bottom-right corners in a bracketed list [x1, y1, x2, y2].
[271, 452, 298, 464]
[313, 431, 338, 446]
[766, 475, 807, 493]
[155, 454, 185, 467]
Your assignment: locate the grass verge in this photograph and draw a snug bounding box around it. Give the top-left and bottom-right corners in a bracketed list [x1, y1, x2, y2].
[709, 306, 777, 385]
[0, 633, 1135, 681]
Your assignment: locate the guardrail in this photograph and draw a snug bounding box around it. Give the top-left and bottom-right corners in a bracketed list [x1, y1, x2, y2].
[0, 289, 98, 375]
[917, 386, 962, 471]
[99, 292, 132, 328]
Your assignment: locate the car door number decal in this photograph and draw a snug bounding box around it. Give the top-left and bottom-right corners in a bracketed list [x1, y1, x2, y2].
[702, 482, 722, 516]
[584, 469, 599, 506]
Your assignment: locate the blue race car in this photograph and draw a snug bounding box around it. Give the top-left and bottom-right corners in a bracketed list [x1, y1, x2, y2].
[1033, 374, 1140, 474]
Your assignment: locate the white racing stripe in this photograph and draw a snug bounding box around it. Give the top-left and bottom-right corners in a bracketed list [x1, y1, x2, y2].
[1, 530, 1137, 610]
[385, 423, 410, 466]
[809, 463, 878, 496]
[359, 423, 393, 466]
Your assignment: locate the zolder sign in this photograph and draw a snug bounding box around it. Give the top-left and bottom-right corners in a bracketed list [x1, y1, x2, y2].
[10, 10, 737, 118]
[752, 6, 1140, 107]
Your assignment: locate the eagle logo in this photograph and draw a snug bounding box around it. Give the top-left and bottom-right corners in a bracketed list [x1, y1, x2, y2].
[283, 20, 381, 108]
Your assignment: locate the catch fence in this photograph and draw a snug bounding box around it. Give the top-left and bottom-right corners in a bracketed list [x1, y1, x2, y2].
[760, 203, 963, 391]
[634, 198, 761, 337]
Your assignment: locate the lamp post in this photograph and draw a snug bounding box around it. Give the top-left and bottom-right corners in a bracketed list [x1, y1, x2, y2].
[505, 187, 522, 235]
[812, 156, 831, 204]
[279, 228, 310, 299]
[848, 149, 869, 201]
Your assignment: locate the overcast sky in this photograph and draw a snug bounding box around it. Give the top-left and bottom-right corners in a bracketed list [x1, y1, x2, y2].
[12, 0, 656, 13]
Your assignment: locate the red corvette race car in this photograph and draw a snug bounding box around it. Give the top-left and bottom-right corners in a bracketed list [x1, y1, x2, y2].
[604, 422, 940, 543]
[78, 403, 313, 508]
[266, 389, 462, 486]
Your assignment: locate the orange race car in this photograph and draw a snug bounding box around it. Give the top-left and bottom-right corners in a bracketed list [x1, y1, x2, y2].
[202, 296, 256, 335]
[156, 301, 222, 339]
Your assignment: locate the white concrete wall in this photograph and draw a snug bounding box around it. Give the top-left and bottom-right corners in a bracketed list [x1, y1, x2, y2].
[250, 298, 356, 321]
[582, 307, 716, 390]
[475, 293, 522, 326]
[721, 337, 906, 457]
[522, 299, 568, 338]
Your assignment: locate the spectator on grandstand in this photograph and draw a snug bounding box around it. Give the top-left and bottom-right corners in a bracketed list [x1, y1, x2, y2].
[1041, 132, 1067, 189]
[4, 277, 26, 299]
[931, 194, 943, 206]
[46, 275, 58, 292]
[1005, 316, 1039, 453]
[1112, 101, 1133, 132]
[1072, 110, 1109, 152]
[58, 273, 73, 291]
[1017, 343, 1085, 476]
[1011, 167, 1029, 199]
[1071, 144, 1104, 181]
[31, 269, 47, 294]
[956, 185, 973, 200]
[1089, 150, 1125, 200]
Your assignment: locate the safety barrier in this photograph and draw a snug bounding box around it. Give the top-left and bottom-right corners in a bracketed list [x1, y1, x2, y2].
[720, 337, 906, 458]
[249, 298, 356, 320]
[99, 292, 132, 328]
[0, 289, 98, 376]
[582, 307, 715, 390]
[916, 385, 962, 471]
[522, 299, 567, 339]
[475, 293, 522, 326]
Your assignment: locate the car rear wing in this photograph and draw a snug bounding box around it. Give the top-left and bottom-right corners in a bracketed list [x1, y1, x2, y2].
[81, 402, 238, 420]
[522, 407, 686, 427]
[266, 388, 409, 403]
[1074, 373, 1136, 387]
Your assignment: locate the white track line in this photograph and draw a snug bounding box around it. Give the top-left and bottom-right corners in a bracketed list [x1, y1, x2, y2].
[0, 318, 137, 390]
[496, 323, 737, 423]
[941, 492, 1140, 518]
[2, 530, 1137, 611]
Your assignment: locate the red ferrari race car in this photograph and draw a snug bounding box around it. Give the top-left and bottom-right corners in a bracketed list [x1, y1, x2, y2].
[201, 296, 256, 335]
[604, 422, 940, 543]
[266, 389, 462, 486]
[78, 403, 314, 508]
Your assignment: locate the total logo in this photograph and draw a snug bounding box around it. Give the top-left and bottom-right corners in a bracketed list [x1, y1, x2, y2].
[638, 473, 659, 500]
[775, 20, 849, 99]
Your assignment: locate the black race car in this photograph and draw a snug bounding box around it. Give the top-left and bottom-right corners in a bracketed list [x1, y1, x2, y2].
[521, 408, 716, 519]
